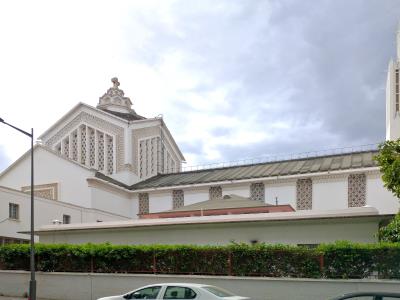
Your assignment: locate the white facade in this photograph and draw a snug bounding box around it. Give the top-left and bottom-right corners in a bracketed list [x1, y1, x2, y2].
[1, 31, 400, 245]
[0, 186, 129, 243]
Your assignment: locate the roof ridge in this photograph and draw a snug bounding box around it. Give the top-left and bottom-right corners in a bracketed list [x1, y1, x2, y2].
[165, 149, 379, 176]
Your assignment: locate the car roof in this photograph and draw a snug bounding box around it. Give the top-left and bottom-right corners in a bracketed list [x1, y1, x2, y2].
[141, 283, 209, 289]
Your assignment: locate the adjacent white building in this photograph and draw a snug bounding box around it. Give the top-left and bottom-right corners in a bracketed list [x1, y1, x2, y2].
[0, 185, 129, 244]
[1, 29, 400, 245]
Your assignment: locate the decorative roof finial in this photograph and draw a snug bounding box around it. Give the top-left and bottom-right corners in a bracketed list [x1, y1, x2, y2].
[111, 77, 120, 89]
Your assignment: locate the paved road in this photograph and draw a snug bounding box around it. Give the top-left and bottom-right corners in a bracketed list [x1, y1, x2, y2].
[0, 297, 47, 300]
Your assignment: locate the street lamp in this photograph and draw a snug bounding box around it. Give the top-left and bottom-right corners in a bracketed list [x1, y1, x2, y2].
[0, 118, 36, 300]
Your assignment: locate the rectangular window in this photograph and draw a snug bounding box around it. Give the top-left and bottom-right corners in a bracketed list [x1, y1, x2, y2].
[63, 214, 71, 224]
[209, 186, 222, 200]
[296, 178, 312, 210]
[250, 182, 265, 202]
[172, 190, 184, 209]
[139, 193, 149, 215]
[9, 203, 19, 220]
[348, 173, 366, 207]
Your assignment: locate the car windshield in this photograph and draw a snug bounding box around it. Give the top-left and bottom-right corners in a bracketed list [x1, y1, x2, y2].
[202, 286, 236, 297]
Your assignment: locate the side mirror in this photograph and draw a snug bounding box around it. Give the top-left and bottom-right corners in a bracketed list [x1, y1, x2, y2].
[123, 293, 133, 299]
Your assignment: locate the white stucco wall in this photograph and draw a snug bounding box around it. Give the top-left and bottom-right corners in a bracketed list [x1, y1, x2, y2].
[38, 217, 382, 245]
[0, 147, 93, 207]
[2, 271, 400, 300]
[90, 187, 133, 218]
[367, 174, 399, 214]
[0, 187, 129, 241]
[222, 184, 249, 198]
[265, 181, 296, 207]
[313, 177, 348, 211]
[149, 192, 172, 213]
[183, 188, 209, 205]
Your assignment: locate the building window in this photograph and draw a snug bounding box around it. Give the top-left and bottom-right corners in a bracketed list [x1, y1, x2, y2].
[80, 125, 87, 164]
[209, 186, 222, 200]
[296, 178, 312, 210]
[72, 131, 78, 161]
[139, 193, 149, 215]
[63, 214, 71, 224]
[250, 182, 265, 202]
[172, 190, 184, 209]
[63, 137, 69, 158]
[106, 135, 114, 174]
[9, 203, 19, 220]
[348, 174, 366, 207]
[98, 132, 104, 171]
[89, 128, 96, 167]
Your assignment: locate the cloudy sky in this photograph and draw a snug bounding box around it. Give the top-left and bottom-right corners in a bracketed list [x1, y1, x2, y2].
[0, 0, 399, 171]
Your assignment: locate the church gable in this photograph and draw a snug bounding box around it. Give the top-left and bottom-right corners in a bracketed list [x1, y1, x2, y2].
[36, 78, 184, 184]
[40, 108, 125, 175]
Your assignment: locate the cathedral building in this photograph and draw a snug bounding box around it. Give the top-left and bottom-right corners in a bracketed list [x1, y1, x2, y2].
[1, 31, 400, 246]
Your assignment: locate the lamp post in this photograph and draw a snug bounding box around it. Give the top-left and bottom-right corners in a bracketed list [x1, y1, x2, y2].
[0, 118, 35, 300]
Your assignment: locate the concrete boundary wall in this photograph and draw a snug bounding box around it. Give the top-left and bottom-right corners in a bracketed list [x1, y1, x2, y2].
[1, 271, 400, 300]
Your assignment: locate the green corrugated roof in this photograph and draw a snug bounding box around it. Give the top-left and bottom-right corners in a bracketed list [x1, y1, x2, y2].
[95, 150, 378, 191]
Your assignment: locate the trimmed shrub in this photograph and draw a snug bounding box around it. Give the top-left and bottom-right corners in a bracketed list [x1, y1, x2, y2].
[0, 242, 399, 279]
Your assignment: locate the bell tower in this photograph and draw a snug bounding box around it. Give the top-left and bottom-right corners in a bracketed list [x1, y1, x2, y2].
[386, 24, 400, 140]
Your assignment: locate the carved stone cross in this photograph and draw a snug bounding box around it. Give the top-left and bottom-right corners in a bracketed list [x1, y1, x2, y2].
[111, 77, 120, 88]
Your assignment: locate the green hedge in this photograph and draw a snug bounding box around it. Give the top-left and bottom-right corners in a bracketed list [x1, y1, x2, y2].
[0, 242, 399, 279]
[318, 241, 400, 279]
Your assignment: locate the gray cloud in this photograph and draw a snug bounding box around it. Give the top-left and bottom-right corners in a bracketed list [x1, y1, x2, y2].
[124, 0, 400, 165]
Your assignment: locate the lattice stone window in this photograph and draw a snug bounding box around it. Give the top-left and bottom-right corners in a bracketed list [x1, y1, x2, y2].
[138, 193, 149, 215]
[348, 174, 366, 207]
[172, 190, 184, 209]
[250, 182, 265, 202]
[63, 138, 69, 157]
[22, 183, 59, 201]
[106, 135, 114, 174]
[80, 126, 86, 164]
[98, 132, 104, 171]
[296, 178, 312, 210]
[89, 128, 95, 167]
[209, 186, 222, 200]
[151, 138, 155, 175]
[56, 143, 62, 155]
[139, 141, 146, 178]
[72, 131, 78, 161]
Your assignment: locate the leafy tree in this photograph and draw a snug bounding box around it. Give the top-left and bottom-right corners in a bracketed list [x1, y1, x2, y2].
[374, 140, 400, 242]
[378, 214, 400, 242]
[374, 139, 400, 198]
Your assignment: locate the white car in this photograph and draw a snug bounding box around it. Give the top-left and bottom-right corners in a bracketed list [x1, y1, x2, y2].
[97, 283, 250, 300]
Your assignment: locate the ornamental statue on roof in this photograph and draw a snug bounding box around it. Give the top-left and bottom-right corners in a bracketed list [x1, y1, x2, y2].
[97, 77, 134, 114]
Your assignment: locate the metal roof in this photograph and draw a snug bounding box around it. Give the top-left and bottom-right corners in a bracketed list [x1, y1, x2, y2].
[94, 150, 378, 191]
[124, 150, 378, 190]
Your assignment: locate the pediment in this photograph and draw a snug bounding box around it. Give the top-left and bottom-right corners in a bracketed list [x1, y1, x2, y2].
[39, 104, 126, 174]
